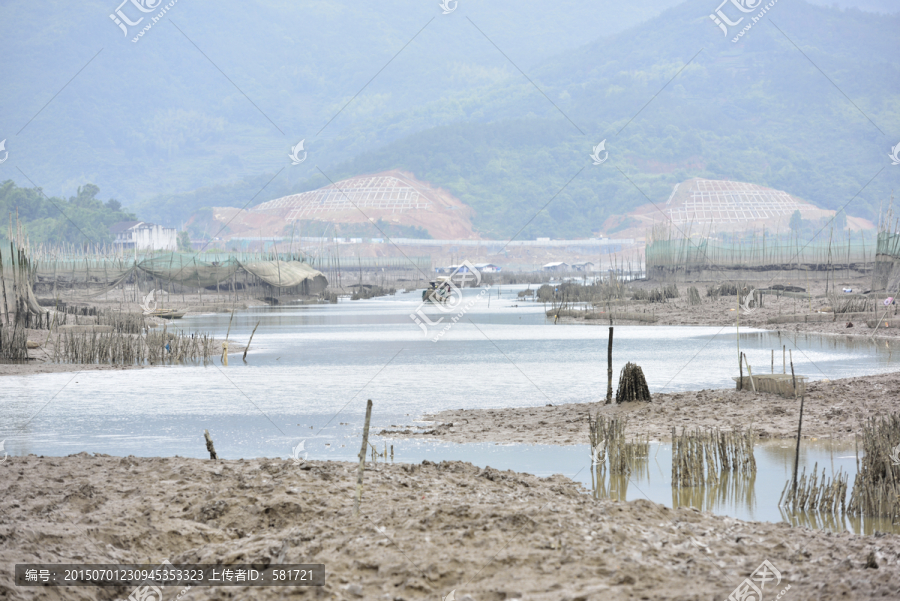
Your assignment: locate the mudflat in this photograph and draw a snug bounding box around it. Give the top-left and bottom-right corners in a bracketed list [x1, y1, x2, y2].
[384, 370, 900, 445]
[1, 455, 898, 600]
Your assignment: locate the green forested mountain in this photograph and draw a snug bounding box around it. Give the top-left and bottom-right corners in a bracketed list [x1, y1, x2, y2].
[1, 0, 898, 239]
[0, 0, 685, 203]
[0, 181, 137, 246]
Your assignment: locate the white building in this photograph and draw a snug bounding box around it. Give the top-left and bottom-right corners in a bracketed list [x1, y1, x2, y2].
[111, 221, 177, 251]
[543, 262, 570, 272]
[474, 263, 501, 273]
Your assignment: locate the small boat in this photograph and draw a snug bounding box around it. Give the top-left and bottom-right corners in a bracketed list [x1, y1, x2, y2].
[147, 309, 185, 319]
[422, 279, 452, 304]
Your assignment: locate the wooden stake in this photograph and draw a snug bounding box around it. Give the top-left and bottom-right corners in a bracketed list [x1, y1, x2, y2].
[204, 429, 218, 460]
[606, 326, 614, 404]
[790, 359, 803, 497]
[744, 354, 756, 393]
[354, 399, 373, 517]
[243, 320, 260, 362]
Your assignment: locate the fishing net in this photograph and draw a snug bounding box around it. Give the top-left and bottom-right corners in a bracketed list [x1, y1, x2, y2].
[238, 260, 328, 291]
[138, 254, 241, 288]
[874, 232, 900, 293]
[27, 252, 328, 295]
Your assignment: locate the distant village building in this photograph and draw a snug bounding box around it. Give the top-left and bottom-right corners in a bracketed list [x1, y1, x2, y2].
[111, 221, 177, 251]
[435, 263, 501, 275]
[474, 263, 501, 273]
[570, 262, 595, 272]
[543, 262, 569, 272]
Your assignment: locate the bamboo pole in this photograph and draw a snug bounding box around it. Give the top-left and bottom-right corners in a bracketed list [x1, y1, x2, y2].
[790, 359, 802, 497]
[354, 399, 374, 517]
[606, 326, 614, 404]
[743, 353, 756, 393]
[243, 320, 260, 362]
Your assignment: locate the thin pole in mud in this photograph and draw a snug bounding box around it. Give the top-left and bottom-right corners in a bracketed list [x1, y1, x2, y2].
[783, 345, 786, 374]
[354, 399, 374, 517]
[606, 326, 614, 404]
[243, 320, 260, 362]
[225, 307, 235, 343]
[204, 429, 218, 460]
[790, 359, 803, 497]
[740, 351, 744, 390]
[771, 349, 774, 374]
[736, 292, 741, 383]
[744, 354, 756, 393]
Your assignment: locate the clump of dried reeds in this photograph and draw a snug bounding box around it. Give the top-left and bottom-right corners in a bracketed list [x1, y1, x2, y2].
[0, 323, 28, 361]
[707, 282, 752, 299]
[779, 462, 848, 514]
[687, 286, 701, 306]
[615, 363, 651, 403]
[589, 415, 649, 476]
[846, 414, 900, 519]
[671, 427, 756, 487]
[53, 326, 216, 365]
[829, 295, 869, 314]
[97, 311, 146, 334]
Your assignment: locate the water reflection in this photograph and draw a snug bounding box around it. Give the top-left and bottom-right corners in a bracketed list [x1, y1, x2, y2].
[588, 440, 899, 535]
[671, 471, 757, 515]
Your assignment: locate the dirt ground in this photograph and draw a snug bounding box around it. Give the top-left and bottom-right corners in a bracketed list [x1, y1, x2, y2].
[382, 370, 900, 445]
[1, 455, 898, 601]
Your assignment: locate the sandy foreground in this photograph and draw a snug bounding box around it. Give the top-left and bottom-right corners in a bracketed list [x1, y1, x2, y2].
[1, 455, 899, 601]
[382, 371, 900, 445]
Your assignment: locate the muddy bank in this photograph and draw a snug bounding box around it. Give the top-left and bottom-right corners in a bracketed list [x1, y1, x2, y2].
[382, 370, 900, 445]
[552, 276, 900, 339]
[1, 455, 898, 600]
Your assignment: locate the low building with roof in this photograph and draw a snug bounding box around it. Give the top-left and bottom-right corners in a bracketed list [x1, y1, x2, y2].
[111, 221, 177, 251]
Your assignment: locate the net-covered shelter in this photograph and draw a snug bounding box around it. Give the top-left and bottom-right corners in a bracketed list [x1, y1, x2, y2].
[25, 252, 328, 299]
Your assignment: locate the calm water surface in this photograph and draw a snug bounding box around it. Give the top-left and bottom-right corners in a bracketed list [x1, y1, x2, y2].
[3, 286, 898, 532]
